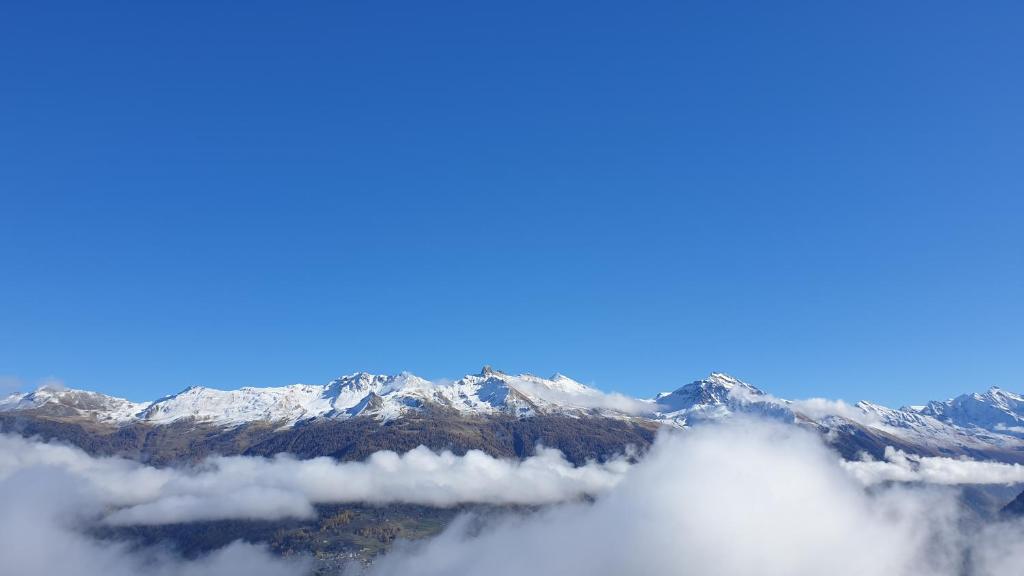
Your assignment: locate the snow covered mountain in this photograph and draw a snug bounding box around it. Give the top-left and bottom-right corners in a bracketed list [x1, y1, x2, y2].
[0, 387, 149, 425]
[3, 368, 1023, 462]
[649, 373, 1024, 455]
[0, 367, 648, 427]
[653, 372, 793, 424]
[912, 388, 1024, 438]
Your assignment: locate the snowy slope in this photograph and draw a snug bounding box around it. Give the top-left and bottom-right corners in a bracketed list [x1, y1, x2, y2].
[912, 388, 1024, 437]
[6, 367, 643, 427]
[653, 372, 793, 425]
[136, 372, 445, 425]
[2, 369, 1023, 458]
[0, 387, 150, 424]
[650, 374, 1024, 452]
[848, 400, 1020, 450]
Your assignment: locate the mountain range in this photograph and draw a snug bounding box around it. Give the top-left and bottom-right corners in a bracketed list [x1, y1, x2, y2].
[3, 368, 1024, 464]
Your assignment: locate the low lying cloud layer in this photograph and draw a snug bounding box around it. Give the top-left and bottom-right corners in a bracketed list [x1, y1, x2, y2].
[0, 467, 307, 576]
[843, 446, 1024, 486]
[5, 420, 1024, 576]
[358, 421, 1024, 576]
[0, 435, 630, 525]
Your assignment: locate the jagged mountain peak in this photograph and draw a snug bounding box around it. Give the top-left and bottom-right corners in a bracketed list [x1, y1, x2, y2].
[981, 386, 1023, 402]
[79, 369, 618, 426]
[657, 373, 763, 403]
[479, 365, 503, 377]
[652, 373, 783, 424]
[4, 371, 1023, 459]
[331, 372, 389, 387]
[912, 386, 1024, 437]
[706, 372, 747, 386]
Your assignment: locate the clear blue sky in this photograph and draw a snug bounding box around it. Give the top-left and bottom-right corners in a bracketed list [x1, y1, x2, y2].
[1, 1, 1021, 406]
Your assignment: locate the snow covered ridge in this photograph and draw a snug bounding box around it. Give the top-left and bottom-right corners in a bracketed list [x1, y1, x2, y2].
[2, 369, 1023, 450]
[0, 367, 657, 426]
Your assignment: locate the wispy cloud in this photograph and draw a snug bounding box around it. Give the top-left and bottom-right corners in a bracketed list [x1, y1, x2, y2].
[37, 376, 67, 390]
[789, 397, 884, 426]
[724, 386, 885, 427]
[0, 375, 69, 397]
[508, 378, 657, 415]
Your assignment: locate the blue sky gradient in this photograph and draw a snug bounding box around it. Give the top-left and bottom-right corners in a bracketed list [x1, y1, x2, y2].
[1, 1, 1022, 405]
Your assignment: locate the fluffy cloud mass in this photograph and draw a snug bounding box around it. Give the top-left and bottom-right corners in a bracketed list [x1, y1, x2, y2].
[358, 421, 1024, 576]
[4, 420, 1024, 576]
[0, 467, 307, 576]
[842, 446, 1024, 486]
[0, 434, 629, 576]
[0, 435, 630, 525]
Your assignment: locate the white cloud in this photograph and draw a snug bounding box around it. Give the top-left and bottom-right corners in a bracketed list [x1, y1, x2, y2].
[0, 375, 67, 397]
[724, 386, 884, 428]
[507, 378, 658, 415]
[0, 435, 630, 525]
[0, 466, 308, 576]
[6, 420, 1024, 576]
[842, 446, 1024, 486]
[790, 397, 882, 426]
[355, 420, 1024, 576]
[37, 376, 67, 390]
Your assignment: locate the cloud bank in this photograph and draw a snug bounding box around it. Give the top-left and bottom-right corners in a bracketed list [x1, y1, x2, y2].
[0, 467, 307, 576]
[843, 446, 1024, 486]
[357, 420, 1024, 576]
[6, 420, 1024, 576]
[0, 435, 630, 525]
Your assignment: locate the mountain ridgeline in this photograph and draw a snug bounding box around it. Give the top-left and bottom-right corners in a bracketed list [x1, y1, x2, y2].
[3, 369, 1024, 465]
